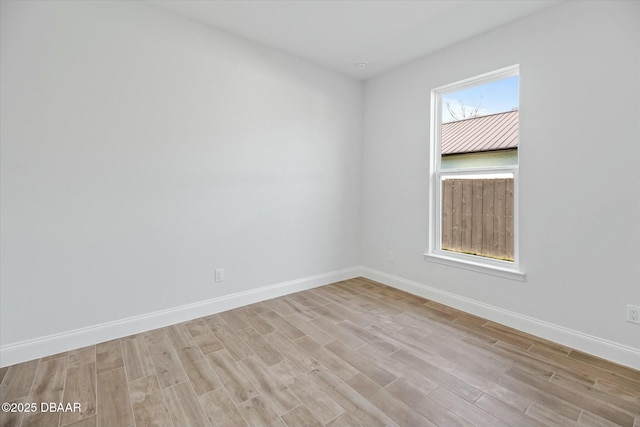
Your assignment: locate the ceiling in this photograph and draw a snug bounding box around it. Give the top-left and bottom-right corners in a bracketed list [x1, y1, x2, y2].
[145, 0, 561, 80]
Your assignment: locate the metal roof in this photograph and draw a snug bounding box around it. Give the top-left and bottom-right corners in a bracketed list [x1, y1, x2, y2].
[441, 110, 518, 155]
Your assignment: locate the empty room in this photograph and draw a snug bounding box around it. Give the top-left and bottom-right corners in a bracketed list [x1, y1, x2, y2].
[1, 1, 639, 426]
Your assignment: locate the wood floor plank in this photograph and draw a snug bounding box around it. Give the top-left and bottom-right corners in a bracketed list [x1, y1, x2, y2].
[366, 322, 439, 358]
[419, 330, 509, 376]
[199, 387, 249, 427]
[498, 368, 584, 420]
[308, 367, 398, 427]
[507, 366, 636, 426]
[594, 378, 640, 412]
[148, 334, 190, 388]
[491, 340, 603, 389]
[325, 412, 363, 427]
[64, 415, 96, 427]
[238, 356, 301, 415]
[312, 287, 351, 304]
[392, 349, 483, 402]
[177, 346, 222, 396]
[284, 313, 334, 345]
[280, 296, 319, 320]
[306, 288, 339, 305]
[478, 321, 539, 349]
[551, 370, 639, 415]
[209, 322, 255, 361]
[345, 373, 437, 427]
[142, 328, 168, 347]
[475, 393, 547, 427]
[525, 402, 579, 427]
[244, 302, 271, 315]
[485, 321, 571, 354]
[237, 395, 287, 427]
[527, 343, 640, 393]
[96, 367, 133, 427]
[207, 350, 259, 404]
[186, 319, 225, 355]
[296, 296, 329, 312]
[235, 307, 275, 335]
[288, 371, 344, 424]
[21, 357, 67, 427]
[60, 362, 96, 427]
[96, 340, 123, 374]
[40, 351, 68, 362]
[287, 291, 310, 303]
[259, 310, 305, 341]
[428, 385, 511, 427]
[406, 337, 531, 411]
[280, 296, 315, 316]
[549, 369, 598, 390]
[121, 336, 155, 381]
[579, 410, 629, 427]
[266, 331, 319, 373]
[0, 359, 39, 400]
[281, 405, 323, 427]
[218, 309, 251, 331]
[0, 366, 7, 385]
[320, 302, 374, 328]
[0, 396, 27, 427]
[294, 336, 357, 380]
[385, 378, 473, 427]
[309, 316, 367, 348]
[128, 374, 173, 427]
[356, 343, 439, 393]
[264, 297, 297, 317]
[324, 340, 396, 386]
[235, 326, 284, 366]
[162, 381, 210, 427]
[268, 358, 303, 386]
[389, 311, 437, 333]
[568, 350, 640, 382]
[68, 346, 96, 368]
[338, 320, 398, 353]
[167, 323, 197, 350]
[349, 292, 403, 316]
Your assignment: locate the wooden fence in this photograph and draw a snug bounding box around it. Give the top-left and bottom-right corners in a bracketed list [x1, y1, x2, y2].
[441, 178, 514, 261]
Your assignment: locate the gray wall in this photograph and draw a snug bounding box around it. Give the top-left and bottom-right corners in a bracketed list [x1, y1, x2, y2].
[1, 1, 362, 347]
[361, 1, 640, 351]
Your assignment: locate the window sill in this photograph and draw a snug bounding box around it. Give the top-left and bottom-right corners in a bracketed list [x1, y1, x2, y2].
[423, 252, 526, 281]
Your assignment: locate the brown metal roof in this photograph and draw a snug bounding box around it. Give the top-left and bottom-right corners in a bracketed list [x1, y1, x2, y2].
[441, 110, 518, 155]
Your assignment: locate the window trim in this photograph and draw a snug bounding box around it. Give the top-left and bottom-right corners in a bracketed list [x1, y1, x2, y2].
[425, 65, 525, 281]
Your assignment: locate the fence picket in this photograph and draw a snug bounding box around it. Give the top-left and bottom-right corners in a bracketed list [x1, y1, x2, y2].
[442, 178, 513, 261]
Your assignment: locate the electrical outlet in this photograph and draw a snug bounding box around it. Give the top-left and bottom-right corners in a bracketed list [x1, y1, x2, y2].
[215, 268, 224, 283]
[626, 305, 640, 324]
[387, 251, 396, 263]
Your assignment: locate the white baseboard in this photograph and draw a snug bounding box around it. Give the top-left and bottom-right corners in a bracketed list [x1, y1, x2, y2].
[0, 267, 362, 367]
[361, 267, 640, 371]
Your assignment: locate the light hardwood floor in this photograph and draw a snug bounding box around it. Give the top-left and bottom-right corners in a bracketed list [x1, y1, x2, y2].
[1, 278, 639, 427]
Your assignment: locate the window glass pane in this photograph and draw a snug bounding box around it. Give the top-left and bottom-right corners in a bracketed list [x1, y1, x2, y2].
[440, 174, 514, 261]
[440, 76, 519, 170]
[441, 150, 517, 169]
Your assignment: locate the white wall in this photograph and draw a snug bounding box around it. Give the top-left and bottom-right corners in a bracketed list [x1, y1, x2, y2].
[362, 0, 640, 354]
[0, 1, 362, 353]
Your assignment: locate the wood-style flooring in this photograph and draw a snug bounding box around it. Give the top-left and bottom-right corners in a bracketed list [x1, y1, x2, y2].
[1, 278, 639, 427]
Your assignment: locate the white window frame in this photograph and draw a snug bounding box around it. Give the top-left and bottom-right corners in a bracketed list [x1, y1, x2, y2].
[425, 65, 525, 281]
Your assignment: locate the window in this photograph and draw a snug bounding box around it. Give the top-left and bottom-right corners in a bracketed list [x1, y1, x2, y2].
[426, 65, 524, 280]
